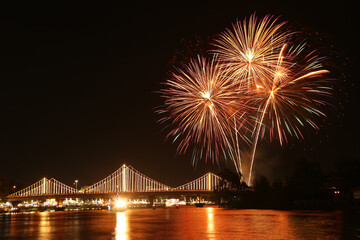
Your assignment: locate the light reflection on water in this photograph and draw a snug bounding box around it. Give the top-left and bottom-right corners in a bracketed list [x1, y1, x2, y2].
[207, 207, 215, 239]
[39, 212, 50, 240]
[1, 207, 359, 239]
[115, 212, 128, 240]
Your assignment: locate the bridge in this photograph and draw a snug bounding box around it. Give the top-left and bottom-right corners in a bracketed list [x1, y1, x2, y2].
[6, 164, 224, 205]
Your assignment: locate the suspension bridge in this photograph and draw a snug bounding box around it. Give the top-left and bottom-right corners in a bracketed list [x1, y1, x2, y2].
[6, 164, 224, 205]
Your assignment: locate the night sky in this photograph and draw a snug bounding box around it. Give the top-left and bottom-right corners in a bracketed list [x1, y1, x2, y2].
[1, 1, 358, 188]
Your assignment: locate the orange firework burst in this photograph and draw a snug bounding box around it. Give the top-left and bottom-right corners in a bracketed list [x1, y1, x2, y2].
[247, 42, 331, 184]
[213, 14, 291, 89]
[159, 55, 252, 173]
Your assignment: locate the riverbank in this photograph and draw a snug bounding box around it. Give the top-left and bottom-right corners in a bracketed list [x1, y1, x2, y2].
[0, 205, 108, 213]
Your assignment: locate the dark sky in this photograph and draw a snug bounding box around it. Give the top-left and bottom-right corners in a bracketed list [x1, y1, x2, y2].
[0, 1, 358, 188]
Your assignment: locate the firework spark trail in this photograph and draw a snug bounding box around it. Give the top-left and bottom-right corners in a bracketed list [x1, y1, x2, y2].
[159, 55, 251, 174]
[248, 94, 272, 185]
[247, 43, 331, 185]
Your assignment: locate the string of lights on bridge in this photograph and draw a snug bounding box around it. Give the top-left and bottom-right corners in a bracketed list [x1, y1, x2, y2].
[7, 164, 224, 199]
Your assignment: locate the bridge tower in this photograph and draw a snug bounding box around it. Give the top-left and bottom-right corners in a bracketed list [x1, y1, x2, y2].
[122, 164, 126, 192]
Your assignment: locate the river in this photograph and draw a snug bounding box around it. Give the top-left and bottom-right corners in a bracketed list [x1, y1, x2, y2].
[1, 207, 360, 239]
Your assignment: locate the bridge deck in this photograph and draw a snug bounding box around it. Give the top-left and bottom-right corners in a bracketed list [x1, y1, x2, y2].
[6, 190, 216, 202]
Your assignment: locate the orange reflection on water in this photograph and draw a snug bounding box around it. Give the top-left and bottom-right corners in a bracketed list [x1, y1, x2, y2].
[1, 207, 348, 239]
[115, 212, 128, 240]
[39, 212, 51, 240]
[226, 209, 295, 239]
[206, 207, 215, 239]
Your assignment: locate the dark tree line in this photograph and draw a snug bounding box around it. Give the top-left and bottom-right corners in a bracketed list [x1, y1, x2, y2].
[216, 158, 360, 209]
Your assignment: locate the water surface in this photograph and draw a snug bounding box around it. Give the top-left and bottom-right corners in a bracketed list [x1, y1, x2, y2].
[1, 207, 359, 239]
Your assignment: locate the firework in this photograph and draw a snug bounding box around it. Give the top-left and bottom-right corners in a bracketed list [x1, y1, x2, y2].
[213, 14, 291, 89]
[159, 55, 251, 174]
[159, 14, 332, 186]
[247, 42, 331, 185]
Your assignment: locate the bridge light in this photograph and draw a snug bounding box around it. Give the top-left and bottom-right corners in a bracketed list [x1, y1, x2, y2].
[115, 199, 126, 208]
[208, 173, 211, 191]
[74, 180, 79, 190]
[122, 166, 126, 192]
[114, 199, 127, 211]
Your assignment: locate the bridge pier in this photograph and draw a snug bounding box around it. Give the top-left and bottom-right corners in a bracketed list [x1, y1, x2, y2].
[56, 199, 63, 207]
[10, 201, 21, 207]
[147, 196, 155, 207]
[184, 195, 191, 205]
